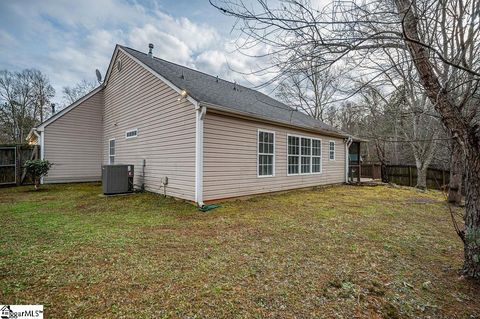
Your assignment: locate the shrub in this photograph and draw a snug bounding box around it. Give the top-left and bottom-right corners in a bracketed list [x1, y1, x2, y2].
[24, 159, 53, 190]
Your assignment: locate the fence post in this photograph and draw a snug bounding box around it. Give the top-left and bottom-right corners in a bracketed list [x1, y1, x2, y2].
[15, 145, 21, 186]
[408, 166, 412, 187]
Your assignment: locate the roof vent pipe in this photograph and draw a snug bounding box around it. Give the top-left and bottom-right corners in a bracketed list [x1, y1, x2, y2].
[148, 43, 154, 58]
[51, 103, 56, 115]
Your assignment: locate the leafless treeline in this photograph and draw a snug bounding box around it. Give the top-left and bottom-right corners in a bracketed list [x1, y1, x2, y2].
[211, 0, 480, 278]
[0, 69, 96, 144]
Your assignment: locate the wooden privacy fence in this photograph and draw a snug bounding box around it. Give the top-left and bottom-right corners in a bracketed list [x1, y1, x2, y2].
[386, 165, 449, 190]
[360, 163, 382, 180]
[0, 144, 39, 186]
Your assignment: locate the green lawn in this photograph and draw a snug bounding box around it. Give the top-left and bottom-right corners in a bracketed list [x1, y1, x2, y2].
[0, 183, 478, 318]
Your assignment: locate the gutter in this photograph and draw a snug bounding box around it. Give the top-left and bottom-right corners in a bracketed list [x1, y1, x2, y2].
[199, 101, 352, 140]
[35, 128, 45, 185]
[344, 136, 353, 183]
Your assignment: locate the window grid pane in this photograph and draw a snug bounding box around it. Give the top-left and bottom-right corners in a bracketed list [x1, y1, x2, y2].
[288, 155, 299, 174]
[301, 156, 311, 173]
[259, 154, 273, 176]
[312, 139, 321, 156]
[301, 138, 311, 155]
[288, 136, 299, 155]
[312, 157, 321, 173]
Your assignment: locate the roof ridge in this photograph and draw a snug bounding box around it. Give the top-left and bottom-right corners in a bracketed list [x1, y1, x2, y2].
[121, 45, 295, 111]
[119, 45, 347, 137]
[122, 45, 242, 88]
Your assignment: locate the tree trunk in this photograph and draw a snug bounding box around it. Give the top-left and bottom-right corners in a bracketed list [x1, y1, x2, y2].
[462, 142, 480, 278]
[416, 166, 427, 190]
[448, 139, 463, 205]
[381, 163, 389, 183]
[394, 0, 480, 278]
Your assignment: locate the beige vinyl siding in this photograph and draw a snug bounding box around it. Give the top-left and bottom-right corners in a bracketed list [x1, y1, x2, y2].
[203, 112, 345, 200]
[103, 51, 196, 201]
[43, 89, 104, 183]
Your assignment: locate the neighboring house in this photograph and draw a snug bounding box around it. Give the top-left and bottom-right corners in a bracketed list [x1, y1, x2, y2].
[29, 44, 362, 206]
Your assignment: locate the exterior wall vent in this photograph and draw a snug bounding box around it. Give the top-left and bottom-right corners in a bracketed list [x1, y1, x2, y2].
[125, 128, 138, 139]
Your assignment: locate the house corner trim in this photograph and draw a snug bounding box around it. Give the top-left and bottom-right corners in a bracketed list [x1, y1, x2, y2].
[195, 103, 206, 207]
[40, 130, 45, 184]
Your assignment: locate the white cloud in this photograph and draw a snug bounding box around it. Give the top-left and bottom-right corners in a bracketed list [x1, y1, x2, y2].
[195, 50, 227, 74]
[0, 0, 273, 105]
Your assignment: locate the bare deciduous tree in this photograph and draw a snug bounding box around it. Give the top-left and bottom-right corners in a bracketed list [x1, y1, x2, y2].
[0, 69, 54, 143]
[62, 79, 97, 106]
[276, 62, 341, 121]
[212, 0, 480, 277]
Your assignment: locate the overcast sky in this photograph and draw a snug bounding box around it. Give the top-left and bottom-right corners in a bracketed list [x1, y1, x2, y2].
[0, 0, 265, 105]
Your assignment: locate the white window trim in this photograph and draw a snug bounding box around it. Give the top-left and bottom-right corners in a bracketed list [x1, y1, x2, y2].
[329, 140, 336, 161]
[287, 134, 323, 176]
[125, 128, 138, 139]
[108, 138, 115, 164]
[257, 129, 276, 178]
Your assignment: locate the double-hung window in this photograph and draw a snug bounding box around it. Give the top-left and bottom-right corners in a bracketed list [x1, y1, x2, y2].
[287, 135, 322, 175]
[312, 139, 322, 173]
[258, 130, 275, 177]
[329, 141, 336, 160]
[287, 136, 300, 174]
[301, 138, 311, 174]
[109, 139, 115, 164]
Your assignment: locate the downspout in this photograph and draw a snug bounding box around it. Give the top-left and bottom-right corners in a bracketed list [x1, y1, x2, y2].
[195, 102, 206, 208]
[344, 136, 353, 183]
[34, 128, 45, 184]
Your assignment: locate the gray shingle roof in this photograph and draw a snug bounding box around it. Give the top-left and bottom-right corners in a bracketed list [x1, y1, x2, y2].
[121, 46, 349, 138]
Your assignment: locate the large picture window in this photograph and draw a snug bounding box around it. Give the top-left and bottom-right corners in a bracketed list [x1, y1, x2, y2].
[258, 130, 275, 177]
[287, 135, 322, 175]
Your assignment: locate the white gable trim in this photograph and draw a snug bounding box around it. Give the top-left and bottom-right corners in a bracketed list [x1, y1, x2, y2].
[36, 86, 103, 131]
[102, 45, 121, 87]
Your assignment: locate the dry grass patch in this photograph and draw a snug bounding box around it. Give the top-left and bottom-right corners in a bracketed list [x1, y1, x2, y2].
[0, 183, 478, 318]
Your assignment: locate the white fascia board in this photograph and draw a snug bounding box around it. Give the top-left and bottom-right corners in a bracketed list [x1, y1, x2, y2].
[200, 102, 350, 140]
[102, 45, 120, 87]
